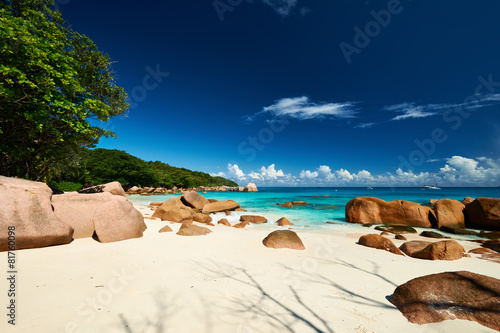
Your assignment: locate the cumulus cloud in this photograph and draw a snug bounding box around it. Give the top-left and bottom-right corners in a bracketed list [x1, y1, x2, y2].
[228, 164, 245, 179]
[248, 96, 357, 122]
[223, 156, 500, 187]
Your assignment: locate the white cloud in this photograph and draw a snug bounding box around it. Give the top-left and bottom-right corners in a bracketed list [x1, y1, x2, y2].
[336, 169, 353, 182]
[299, 170, 318, 179]
[386, 103, 440, 121]
[249, 96, 357, 122]
[385, 93, 500, 122]
[224, 157, 500, 187]
[260, 164, 284, 179]
[228, 164, 245, 179]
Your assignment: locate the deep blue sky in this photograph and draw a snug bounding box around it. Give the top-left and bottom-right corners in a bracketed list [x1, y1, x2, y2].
[59, 0, 500, 186]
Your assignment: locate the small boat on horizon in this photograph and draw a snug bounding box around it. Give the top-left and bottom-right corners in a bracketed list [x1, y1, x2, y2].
[422, 176, 441, 190]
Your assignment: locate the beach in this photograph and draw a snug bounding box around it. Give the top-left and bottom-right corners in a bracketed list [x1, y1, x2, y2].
[1, 199, 499, 333]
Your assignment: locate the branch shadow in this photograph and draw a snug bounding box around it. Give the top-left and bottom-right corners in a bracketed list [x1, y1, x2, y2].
[196, 259, 335, 333]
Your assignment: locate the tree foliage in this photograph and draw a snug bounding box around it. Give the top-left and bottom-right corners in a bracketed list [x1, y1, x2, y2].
[0, 0, 128, 180]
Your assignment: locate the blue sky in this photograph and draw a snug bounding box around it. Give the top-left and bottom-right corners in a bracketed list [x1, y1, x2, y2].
[59, 0, 500, 186]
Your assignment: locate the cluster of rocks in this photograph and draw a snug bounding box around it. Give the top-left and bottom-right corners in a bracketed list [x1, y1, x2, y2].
[0, 177, 146, 251]
[148, 191, 306, 249]
[346, 196, 500, 232]
[127, 185, 233, 196]
[126, 183, 258, 196]
[230, 183, 258, 192]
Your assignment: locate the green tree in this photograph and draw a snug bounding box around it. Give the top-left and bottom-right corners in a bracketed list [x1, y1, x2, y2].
[0, 0, 128, 181]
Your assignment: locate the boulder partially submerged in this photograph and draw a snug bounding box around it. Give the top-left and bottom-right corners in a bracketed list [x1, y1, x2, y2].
[346, 197, 434, 228]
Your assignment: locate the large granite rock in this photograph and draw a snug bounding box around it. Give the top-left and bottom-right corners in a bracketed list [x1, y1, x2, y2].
[358, 234, 404, 256]
[390, 271, 500, 331]
[400, 240, 465, 261]
[161, 208, 193, 223]
[52, 192, 146, 243]
[202, 200, 240, 214]
[152, 197, 185, 219]
[281, 202, 293, 208]
[244, 183, 258, 192]
[77, 181, 126, 197]
[181, 191, 209, 210]
[0, 176, 74, 251]
[262, 230, 305, 250]
[433, 199, 465, 229]
[346, 197, 434, 228]
[465, 198, 500, 231]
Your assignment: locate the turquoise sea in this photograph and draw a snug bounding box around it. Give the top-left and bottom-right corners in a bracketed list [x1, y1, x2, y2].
[128, 187, 500, 228]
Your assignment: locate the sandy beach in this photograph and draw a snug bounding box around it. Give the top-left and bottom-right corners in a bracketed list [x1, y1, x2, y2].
[1, 202, 498, 333]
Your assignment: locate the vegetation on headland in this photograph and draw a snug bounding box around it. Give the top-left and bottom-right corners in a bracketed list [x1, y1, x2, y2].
[49, 148, 238, 191]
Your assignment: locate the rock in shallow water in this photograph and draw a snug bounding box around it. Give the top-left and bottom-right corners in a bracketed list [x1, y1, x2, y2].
[346, 197, 434, 228]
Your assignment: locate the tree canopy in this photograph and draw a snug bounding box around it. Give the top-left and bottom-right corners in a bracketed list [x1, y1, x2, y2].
[0, 0, 128, 180]
[50, 148, 238, 191]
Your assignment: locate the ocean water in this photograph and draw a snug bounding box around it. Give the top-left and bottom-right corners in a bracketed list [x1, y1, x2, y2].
[128, 187, 500, 228]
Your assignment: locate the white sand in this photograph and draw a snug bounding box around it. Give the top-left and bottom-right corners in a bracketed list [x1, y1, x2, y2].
[1, 203, 498, 333]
